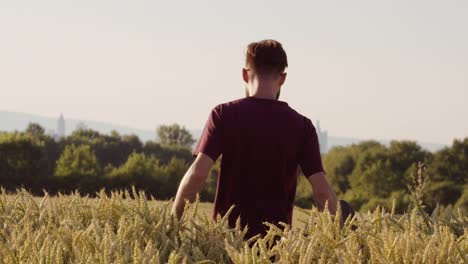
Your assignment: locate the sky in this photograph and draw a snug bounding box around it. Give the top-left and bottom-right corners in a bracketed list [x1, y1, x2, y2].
[0, 0, 467, 145]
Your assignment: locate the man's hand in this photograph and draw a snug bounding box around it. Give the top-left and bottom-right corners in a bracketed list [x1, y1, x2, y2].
[307, 171, 338, 215]
[171, 152, 214, 219]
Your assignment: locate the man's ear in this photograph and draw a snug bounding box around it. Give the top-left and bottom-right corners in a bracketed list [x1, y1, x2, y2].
[242, 68, 249, 83]
[279, 72, 287, 86]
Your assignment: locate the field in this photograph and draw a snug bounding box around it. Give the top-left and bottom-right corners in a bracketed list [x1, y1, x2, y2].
[0, 189, 466, 263]
[152, 201, 310, 229]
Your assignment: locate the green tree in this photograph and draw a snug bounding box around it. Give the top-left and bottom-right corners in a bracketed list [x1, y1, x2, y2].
[347, 142, 391, 195]
[323, 147, 355, 195]
[157, 124, 195, 149]
[55, 144, 101, 193]
[65, 129, 143, 167]
[107, 152, 162, 180]
[160, 157, 190, 198]
[331, 140, 434, 212]
[106, 152, 164, 195]
[388, 140, 431, 182]
[25, 123, 61, 180]
[55, 144, 100, 178]
[425, 138, 467, 208]
[0, 132, 45, 189]
[143, 141, 193, 165]
[25, 123, 46, 138]
[428, 138, 467, 184]
[455, 185, 468, 210]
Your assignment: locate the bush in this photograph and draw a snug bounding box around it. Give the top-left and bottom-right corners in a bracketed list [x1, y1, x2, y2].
[0, 132, 45, 190]
[54, 144, 101, 193]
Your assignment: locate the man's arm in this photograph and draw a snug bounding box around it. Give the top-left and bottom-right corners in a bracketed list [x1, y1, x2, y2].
[171, 152, 214, 219]
[307, 171, 338, 215]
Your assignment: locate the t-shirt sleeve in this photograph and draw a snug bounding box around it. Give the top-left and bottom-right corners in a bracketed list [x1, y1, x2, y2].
[298, 118, 324, 177]
[192, 105, 223, 162]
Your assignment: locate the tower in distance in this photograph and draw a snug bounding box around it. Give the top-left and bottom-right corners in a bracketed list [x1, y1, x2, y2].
[57, 113, 65, 138]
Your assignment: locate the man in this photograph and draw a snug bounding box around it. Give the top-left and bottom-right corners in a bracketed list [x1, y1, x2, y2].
[171, 39, 338, 239]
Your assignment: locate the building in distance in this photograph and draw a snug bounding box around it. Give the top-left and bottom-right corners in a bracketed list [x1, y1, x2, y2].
[316, 120, 328, 155]
[57, 113, 65, 138]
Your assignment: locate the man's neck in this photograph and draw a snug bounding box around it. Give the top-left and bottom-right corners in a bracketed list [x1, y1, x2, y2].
[250, 92, 277, 100]
[248, 82, 279, 100]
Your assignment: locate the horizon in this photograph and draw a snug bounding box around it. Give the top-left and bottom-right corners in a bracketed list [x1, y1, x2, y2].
[0, 109, 453, 152]
[1, 0, 467, 145]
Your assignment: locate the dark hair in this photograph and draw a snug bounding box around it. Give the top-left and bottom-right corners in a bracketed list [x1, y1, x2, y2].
[245, 39, 288, 75]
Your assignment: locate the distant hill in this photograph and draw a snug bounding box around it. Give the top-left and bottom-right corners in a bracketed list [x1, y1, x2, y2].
[0, 110, 446, 152]
[0, 110, 156, 142]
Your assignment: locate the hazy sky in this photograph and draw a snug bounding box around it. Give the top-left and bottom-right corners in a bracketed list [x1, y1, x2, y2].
[1, 0, 467, 144]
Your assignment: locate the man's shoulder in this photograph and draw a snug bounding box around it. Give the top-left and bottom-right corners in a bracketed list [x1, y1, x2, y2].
[217, 97, 248, 107]
[211, 98, 312, 124]
[209, 98, 249, 114]
[214, 97, 299, 112]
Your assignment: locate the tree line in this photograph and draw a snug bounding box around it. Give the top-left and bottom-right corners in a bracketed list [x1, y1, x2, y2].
[0, 123, 466, 212]
[295, 138, 467, 212]
[0, 123, 215, 200]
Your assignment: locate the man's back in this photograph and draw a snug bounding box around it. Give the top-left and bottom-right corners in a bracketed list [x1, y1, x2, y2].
[193, 96, 324, 238]
[172, 39, 337, 240]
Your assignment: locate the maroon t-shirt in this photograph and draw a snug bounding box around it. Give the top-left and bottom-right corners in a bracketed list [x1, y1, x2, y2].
[193, 96, 324, 239]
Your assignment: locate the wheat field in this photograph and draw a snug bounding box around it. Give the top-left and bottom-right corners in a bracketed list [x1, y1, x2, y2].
[0, 188, 466, 263]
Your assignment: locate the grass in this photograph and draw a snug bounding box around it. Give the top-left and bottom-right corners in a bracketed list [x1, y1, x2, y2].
[24, 194, 311, 228]
[0, 188, 466, 263]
